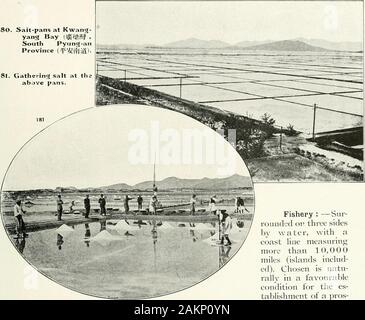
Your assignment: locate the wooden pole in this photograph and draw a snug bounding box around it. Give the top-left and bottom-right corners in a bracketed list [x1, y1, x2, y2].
[279, 126, 283, 151]
[179, 78, 182, 98]
[218, 211, 222, 242]
[153, 152, 156, 188]
[312, 103, 317, 141]
[124, 70, 127, 82]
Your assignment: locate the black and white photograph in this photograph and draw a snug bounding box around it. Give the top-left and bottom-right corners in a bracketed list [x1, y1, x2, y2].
[1, 105, 254, 299]
[1, 0, 365, 304]
[96, 1, 364, 182]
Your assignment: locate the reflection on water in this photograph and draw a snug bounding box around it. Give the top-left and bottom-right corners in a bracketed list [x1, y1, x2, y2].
[15, 238, 26, 254]
[237, 221, 245, 228]
[219, 245, 232, 268]
[135, 220, 147, 227]
[189, 231, 197, 242]
[84, 224, 91, 248]
[100, 220, 106, 232]
[151, 220, 158, 271]
[10, 219, 251, 299]
[57, 234, 64, 250]
[189, 223, 197, 242]
[151, 220, 158, 244]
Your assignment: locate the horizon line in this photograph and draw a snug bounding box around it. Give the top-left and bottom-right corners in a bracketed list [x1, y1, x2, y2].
[2, 173, 251, 192]
[96, 37, 363, 47]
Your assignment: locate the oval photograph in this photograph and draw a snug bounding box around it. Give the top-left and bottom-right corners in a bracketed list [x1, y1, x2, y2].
[1, 105, 254, 299]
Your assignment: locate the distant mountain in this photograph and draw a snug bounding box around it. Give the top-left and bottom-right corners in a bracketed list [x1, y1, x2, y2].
[164, 38, 230, 48]
[134, 177, 200, 190]
[239, 40, 329, 52]
[96, 43, 153, 51]
[168, 38, 358, 52]
[55, 186, 78, 193]
[101, 182, 133, 191]
[3, 175, 252, 193]
[102, 174, 252, 191]
[232, 40, 270, 48]
[294, 38, 362, 52]
[132, 174, 251, 190]
[192, 174, 252, 189]
[98, 38, 361, 52]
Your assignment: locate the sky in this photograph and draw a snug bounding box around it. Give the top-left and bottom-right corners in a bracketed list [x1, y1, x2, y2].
[96, 1, 363, 45]
[3, 105, 249, 190]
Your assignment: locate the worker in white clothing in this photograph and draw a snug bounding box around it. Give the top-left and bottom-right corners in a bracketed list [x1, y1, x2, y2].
[14, 199, 28, 239]
[220, 211, 232, 246]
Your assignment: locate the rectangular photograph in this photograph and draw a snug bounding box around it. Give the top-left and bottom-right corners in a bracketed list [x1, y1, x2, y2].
[96, 1, 364, 182]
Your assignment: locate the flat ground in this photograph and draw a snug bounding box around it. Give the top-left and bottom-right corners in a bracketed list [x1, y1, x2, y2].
[97, 49, 363, 134]
[246, 153, 362, 182]
[96, 49, 363, 182]
[3, 212, 251, 234]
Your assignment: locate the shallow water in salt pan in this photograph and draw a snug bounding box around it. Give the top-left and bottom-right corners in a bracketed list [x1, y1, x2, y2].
[13, 219, 251, 298]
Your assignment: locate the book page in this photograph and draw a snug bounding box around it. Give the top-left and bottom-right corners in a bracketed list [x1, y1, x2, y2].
[0, 0, 364, 303]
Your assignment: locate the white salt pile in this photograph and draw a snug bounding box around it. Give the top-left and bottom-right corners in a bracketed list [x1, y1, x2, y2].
[108, 220, 139, 231]
[55, 224, 74, 237]
[202, 233, 219, 244]
[91, 230, 115, 241]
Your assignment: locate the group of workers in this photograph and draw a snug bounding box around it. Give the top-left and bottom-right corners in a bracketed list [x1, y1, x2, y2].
[190, 194, 248, 215]
[189, 194, 247, 246]
[55, 193, 158, 221]
[12, 192, 248, 243]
